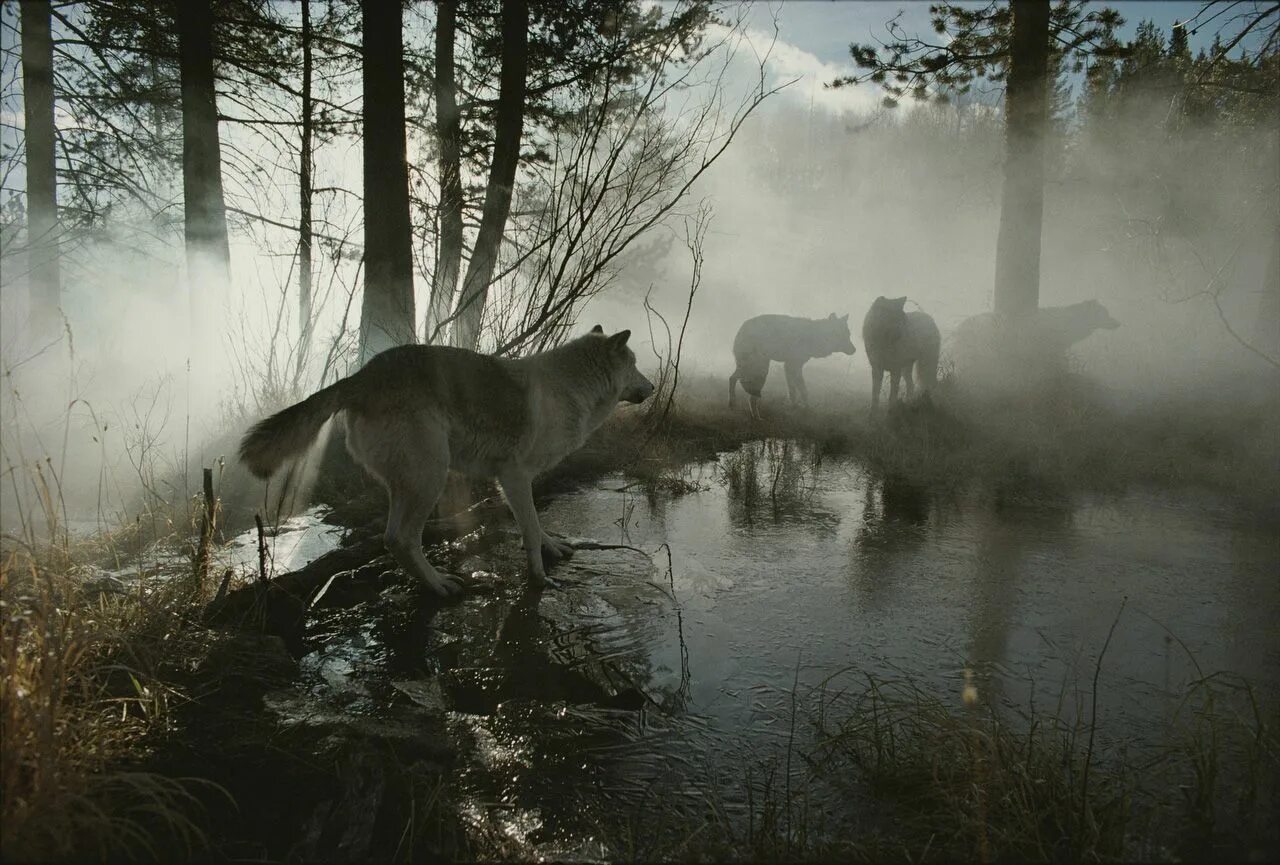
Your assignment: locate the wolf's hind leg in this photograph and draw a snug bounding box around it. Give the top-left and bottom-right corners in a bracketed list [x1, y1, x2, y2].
[903, 364, 916, 398]
[380, 426, 461, 597]
[784, 361, 804, 406]
[729, 369, 740, 408]
[498, 469, 552, 588]
[870, 366, 884, 410]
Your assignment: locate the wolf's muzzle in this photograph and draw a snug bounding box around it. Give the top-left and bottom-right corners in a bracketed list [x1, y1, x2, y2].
[623, 374, 655, 404]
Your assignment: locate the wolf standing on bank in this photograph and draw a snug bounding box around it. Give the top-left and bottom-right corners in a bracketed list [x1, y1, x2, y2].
[239, 326, 654, 596]
[728, 313, 857, 420]
[861, 296, 941, 410]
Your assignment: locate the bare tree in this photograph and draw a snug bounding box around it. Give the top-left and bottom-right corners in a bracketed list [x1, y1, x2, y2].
[424, 0, 464, 343]
[645, 200, 710, 429]
[992, 0, 1050, 318]
[294, 0, 314, 382]
[450, 0, 530, 351]
[20, 0, 61, 336]
[358, 0, 415, 361]
[175, 0, 231, 281]
[450, 13, 789, 357]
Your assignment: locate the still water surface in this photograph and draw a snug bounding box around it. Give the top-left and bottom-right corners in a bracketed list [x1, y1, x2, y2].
[259, 441, 1280, 856]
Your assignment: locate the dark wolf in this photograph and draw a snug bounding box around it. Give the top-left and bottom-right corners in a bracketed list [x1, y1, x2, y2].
[861, 296, 941, 410]
[239, 326, 654, 596]
[728, 313, 856, 419]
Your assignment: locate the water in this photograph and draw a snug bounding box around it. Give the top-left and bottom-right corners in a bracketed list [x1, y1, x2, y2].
[252, 443, 1280, 858]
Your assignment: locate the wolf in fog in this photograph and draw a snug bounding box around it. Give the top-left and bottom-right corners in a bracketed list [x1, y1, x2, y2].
[728, 313, 857, 420]
[239, 326, 654, 596]
[950, 300, 1120, 387]
[861, 296, 941, 410]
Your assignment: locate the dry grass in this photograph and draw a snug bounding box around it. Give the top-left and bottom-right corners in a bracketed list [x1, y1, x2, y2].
[0, 509, 225, 862]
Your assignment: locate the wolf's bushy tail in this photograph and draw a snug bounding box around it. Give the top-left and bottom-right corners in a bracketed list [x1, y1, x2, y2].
[239, 379, 350, 479]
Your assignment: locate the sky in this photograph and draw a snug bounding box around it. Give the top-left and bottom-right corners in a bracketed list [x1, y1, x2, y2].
[733, 1, 1246, 114]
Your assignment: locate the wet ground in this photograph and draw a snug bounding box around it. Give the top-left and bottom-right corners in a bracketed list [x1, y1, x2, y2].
[209, 440, 1280, 859]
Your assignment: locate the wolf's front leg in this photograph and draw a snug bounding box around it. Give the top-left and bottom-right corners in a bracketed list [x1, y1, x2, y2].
[498, 469, 551, 587]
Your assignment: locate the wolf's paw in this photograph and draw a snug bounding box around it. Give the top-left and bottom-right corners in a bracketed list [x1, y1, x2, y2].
[540, 534, 575, 566]
[526, 565, 549, 589]
[422, 568, 464, 598]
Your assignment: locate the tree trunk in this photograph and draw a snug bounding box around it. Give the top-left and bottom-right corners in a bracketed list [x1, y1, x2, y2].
[176, 0, 231, 284]
[359, 0, 416, 361]
[451, 0, 528, 352]
[425, 0, 463, 344]
[295, 0, 314, 382]
[1255, 228, 1280, 361]
[20, 0, 61, 335]
[992, 0, 1051, 319]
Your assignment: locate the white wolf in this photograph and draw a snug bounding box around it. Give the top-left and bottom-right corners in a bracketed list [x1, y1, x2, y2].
[239, 326, 654, 596]
[861, 296, 941, 409]
[728, 313, 857, 420]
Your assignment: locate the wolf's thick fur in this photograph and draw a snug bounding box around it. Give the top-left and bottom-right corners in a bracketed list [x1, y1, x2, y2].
[861, 296, 941, 409]
[728, 313, 856, 419]
[239, 327, 654, 595]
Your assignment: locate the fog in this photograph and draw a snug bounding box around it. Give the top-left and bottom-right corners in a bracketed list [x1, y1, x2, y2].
[1, 1, 1277, 533]
[587, 91, 1278, 401]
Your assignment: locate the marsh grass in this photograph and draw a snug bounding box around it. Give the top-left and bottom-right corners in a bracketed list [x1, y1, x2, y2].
[587, 664, 1278, 864]
[0, 504, 227, 862]
[717, 438, 823, 515]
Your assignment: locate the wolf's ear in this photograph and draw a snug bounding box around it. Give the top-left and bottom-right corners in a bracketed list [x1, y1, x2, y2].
[590, 324, 604, 334]
[841, 313, 849, 322]
[607, 329, 631, 349]
[892, 296, 908, 309]
[828, 312, 837, 320]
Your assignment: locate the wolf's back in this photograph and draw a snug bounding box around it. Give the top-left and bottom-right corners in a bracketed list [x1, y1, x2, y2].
[733, 314, 805, 359]
[239, 379, 350, 479]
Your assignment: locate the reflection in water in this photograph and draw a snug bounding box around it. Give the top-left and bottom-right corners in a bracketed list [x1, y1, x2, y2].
[966, 486, 1076, 706]
[848, 474, 933, 611]
[720, 439, 840, 534]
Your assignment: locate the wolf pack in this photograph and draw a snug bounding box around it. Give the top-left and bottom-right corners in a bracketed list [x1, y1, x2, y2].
[240, 297, 1118, 596]
[730, 296, 1119, 419]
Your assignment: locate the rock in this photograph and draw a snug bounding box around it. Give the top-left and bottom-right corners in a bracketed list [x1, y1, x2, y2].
[391, 678, 448, 713]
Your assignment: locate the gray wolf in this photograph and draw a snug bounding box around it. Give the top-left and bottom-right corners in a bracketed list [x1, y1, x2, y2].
[861, 296, 941, 409]
[239, 326, 654, 596]
[950, 300, 1120, 388]
[728, 314, 856, 419]
[954, 299, 1119, 356]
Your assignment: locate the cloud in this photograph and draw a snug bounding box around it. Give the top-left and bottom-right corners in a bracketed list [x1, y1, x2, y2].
[709, 19, 883, 117]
